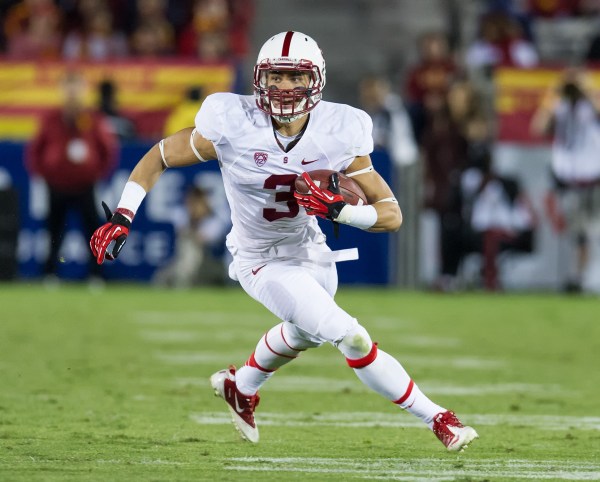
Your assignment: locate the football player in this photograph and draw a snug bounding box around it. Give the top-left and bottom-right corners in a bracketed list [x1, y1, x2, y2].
[90, 31, 478, 451]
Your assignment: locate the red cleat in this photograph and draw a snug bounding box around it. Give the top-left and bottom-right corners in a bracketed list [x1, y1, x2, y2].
[432, 411, 478, 452]
[210, 366, 260, 443]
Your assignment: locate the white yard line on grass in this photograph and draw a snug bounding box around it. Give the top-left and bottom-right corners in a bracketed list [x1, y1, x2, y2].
[96, 459, 186, 466]
[224, 457, 600, 480]
[133, 312, 416, 329]
[394, 335, 461, 347]
[177, 374, 557, 396]
[142, 330, 257, 343]
[155, 351, 250, 364]
[140, 330, 203, 342]
[132, 311, 267, 325]
[155, 350, 504, 370]
[191, 411, 600, 430]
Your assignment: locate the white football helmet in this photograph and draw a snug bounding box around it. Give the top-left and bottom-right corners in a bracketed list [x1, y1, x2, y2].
[254, 31, 326, 123]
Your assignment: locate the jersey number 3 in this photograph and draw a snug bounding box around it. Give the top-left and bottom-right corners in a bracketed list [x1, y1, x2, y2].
[263, 174, 299, 221]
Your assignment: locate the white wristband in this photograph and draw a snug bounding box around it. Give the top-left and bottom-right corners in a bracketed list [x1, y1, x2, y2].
[117, 181, 146, 221]
[334, 204, 377, 230]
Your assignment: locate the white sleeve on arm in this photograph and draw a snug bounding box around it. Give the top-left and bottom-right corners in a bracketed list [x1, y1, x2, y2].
[340, 108, 374, 172]
[353, 109, 374, 157]
[194, 93, 225, 145]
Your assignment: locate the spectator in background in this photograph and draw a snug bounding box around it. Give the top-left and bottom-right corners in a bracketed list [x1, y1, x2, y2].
[421, 78, 496, 290]
[129, 0, 174, 57]
[62, 6, 129, 60]
[176, 0, 254, 62]
[3, 0, 58, 40]
[585, 20, 600, 62]
[177, 0, 230, 58]
[228, 0, 254, 61]
[97, 79, 136, 140]
[404, 32, 458, 144]
[152, 184, 229, 288]
[26, 71, 118, 284]
[5, 0, 62, 59]
[438, 147, 535, 291]
[465, 11, 538, 74]
[359, 75, 418, 167]
[0, 168, 19, 281]
[527, 0, 600, 17]
[531, 68, 600, 293]
[130, 19, 173, 57]
[421, 80, 473, 219]
[164, 86, 204, 137]
[0, 0, 20, 43]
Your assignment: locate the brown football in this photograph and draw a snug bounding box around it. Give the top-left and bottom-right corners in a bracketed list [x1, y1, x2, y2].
[295, 169, 367, 206]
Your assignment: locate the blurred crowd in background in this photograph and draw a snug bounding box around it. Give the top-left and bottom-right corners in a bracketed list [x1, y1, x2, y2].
[0, 0, 253, 62]
[2, 0, 600, 294]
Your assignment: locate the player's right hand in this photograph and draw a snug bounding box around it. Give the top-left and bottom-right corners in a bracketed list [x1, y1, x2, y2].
[90, 202, 131, 264]
[294, 172, 346, 221]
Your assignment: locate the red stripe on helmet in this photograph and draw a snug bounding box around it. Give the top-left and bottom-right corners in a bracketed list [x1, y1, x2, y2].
[281, 31, 294, 56]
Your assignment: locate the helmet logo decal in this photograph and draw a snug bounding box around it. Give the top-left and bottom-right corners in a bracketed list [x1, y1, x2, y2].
[254, 152, 268, 167]
[281, 31, 294, 56]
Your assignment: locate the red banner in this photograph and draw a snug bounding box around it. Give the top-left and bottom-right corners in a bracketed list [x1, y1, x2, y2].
[495, 67, 600, 144]
[496, 67, 558, 144]
[0, 59, 235, 140]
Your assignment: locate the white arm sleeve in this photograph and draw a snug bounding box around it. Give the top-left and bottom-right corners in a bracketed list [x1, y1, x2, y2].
[353, 109, 374, 157]
[194, 94, 225, 145]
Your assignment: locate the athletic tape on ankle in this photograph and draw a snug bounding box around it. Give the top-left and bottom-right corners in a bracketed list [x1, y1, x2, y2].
[335, 204, 377, 229]
[117, 181, 146, 221]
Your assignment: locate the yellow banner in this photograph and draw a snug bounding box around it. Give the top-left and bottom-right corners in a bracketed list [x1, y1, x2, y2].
[0, 60, 235, 140]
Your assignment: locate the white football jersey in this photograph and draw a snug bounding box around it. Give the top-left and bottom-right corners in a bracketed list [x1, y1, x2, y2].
[195, 93, 373, 253]
[552, 99, 600, 183]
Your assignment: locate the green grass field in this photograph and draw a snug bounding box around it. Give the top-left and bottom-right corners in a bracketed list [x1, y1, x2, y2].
[1, 284, 599, 481]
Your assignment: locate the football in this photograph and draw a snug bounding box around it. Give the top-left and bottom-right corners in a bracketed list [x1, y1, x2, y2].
[295, 169, 367, 206]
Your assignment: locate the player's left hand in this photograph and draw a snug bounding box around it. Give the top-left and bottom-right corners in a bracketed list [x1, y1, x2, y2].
[89, 202, 131, 264]
[294, 171, 346, 220]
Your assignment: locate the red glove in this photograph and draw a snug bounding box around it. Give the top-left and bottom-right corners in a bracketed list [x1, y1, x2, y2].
[90, 202, 131, 264]
[294, 172, 346, 220]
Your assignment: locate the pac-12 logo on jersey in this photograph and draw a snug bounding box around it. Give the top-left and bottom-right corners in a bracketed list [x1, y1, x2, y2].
[254, 152, 268, 167]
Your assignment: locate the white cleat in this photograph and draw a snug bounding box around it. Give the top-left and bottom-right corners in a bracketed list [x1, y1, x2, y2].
[210, 366, 260, 443]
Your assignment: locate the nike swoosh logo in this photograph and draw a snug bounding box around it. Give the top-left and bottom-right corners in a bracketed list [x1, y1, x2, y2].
[322, 192, 335, 201]
[252, 264, 267, 275]
[234, 395, 245, 414]
[301, 159, 319, 165]
[113, 227, 122, 234]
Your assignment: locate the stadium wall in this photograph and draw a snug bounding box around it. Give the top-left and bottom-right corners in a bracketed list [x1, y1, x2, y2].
[0, 142, 394, 285]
